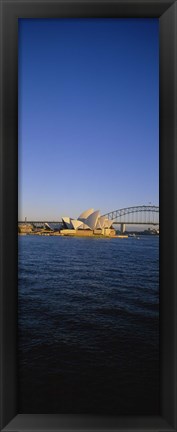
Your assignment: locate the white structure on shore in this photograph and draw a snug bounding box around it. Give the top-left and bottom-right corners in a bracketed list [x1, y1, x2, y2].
[62, 208, 114, 231]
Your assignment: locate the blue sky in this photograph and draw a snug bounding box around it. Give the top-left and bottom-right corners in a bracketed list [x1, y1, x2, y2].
[18, 18, 159, 221]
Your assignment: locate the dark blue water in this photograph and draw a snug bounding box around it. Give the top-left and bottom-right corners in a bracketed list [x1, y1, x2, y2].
[18, 235, 159, 414]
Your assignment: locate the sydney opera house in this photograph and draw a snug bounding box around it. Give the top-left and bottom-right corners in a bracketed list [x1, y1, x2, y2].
[61, 208, 115, 236]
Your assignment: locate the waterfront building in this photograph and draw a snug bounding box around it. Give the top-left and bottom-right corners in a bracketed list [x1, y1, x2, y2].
[18, 224, 33, 234]
[61, 208, 115, 236]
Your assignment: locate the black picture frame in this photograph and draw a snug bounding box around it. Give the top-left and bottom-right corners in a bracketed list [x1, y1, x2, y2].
[0, 1, 177, 431]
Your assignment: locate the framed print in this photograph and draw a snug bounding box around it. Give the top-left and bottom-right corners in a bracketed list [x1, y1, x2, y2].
[0, 1, 177, 432]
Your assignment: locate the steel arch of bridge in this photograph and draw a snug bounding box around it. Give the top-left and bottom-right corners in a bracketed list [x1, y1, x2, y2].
[103, 205, 159, 225]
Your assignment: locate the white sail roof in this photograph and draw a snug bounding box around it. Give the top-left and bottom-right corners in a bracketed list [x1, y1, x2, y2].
[71, 219, 83, 230]
[96, 220, 102, 229]
[104, 219, 114, 228]
[44, 223, 53, 231]
[98, 215, 106, 229]
[82, 223, 92, 230]
[62, 217, 72, 229]
[78, 208, 94, 220]
[85, 210, 100, 230]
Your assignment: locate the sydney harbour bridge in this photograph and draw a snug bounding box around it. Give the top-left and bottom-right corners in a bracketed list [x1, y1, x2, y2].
[19, 205, 159, 234]
[103, 205, 159, 232]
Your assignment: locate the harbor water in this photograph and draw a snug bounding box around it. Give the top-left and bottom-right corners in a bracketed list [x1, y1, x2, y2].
[18, 235, 159, 414]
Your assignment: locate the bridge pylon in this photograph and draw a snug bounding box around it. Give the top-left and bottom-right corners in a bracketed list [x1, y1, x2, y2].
[120, 223, 126, 234]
